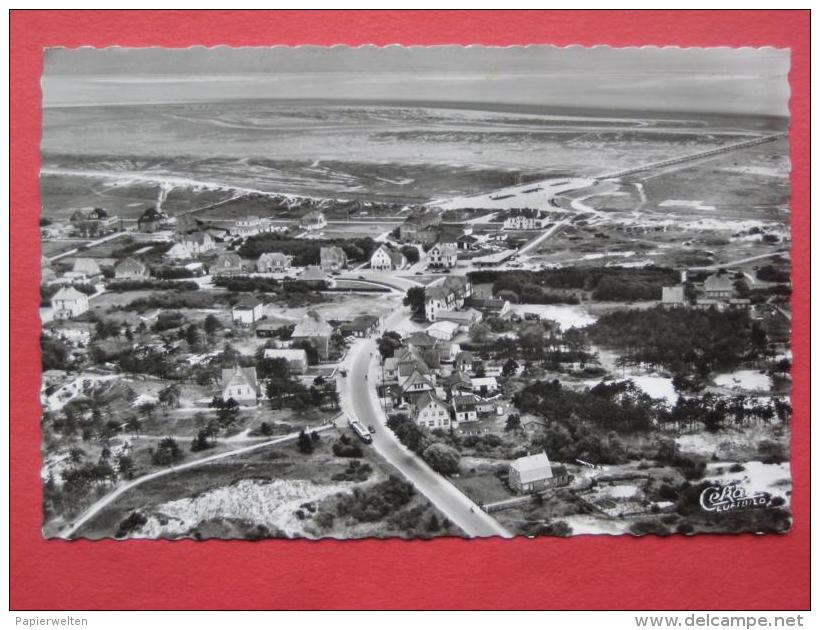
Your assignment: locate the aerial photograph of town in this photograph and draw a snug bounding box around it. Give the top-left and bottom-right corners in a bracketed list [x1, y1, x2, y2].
[39, 45, 792, 540]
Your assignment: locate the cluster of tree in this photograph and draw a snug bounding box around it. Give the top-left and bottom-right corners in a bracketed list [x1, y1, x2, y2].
[462, 321, 591, 365]
[658, 393, 787, 433]
[152, 266, 203, 280]
[514, 378, 661, 434]
[127, 290, 228, 313]
[262, 358, 337, 411]
[386, 414, 461, 475]
[332, 475, 416, 523]
[332, 434, 364, 458]
[403, 287, 426, 319]
[238, 233, 379, 264]
[587, 306, 759, 379]
[756, 264, 791, 284]
[108, 279, 199, 293]
[150, 437, 184, 466]
[41, 334, 71, 371]
[331, 459, 372, 482]
[297, 429, 321, 454]
[377, 330, 403, 359]
[469, 266, 678, 302]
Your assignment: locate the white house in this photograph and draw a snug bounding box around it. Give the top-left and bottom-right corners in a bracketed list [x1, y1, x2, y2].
[411, 392, 452, 430]
[221, 366, 259, 406]
[230, 216, 262, 238]
[508, 452, 553, 494]
[300, 211, 327, 231]
[425, 320, 459, 341]
[471, 376, 499, 396]
[370, 244, 407, 271]
[427, 242, 458, 268]
[51, 286, 90, 320]
[263, 348, 309, 374]
[231, 295, 264, 325]
[662, 285, 686, 307]
[503, 210, 544, 230]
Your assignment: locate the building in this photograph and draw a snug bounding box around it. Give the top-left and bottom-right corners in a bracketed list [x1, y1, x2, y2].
[436, 308, 483, 331]
[167, 231, 215, 259]
[256, 252, 292, 273]
[427, 242, 458, 268]
[113, 257, 150, 280]
[471, 376, 499, 396]
[399, 211, 442, 242]
[454, 351, 474, 374]
[503, 209, 544, 230]
[67, 257, 102, 282]
[340, 315, 380, 338]
[230, 216, 261, 238]
[51, 286, 90, 320]
[263, 348, 309, 374]
[69, 207, 119, 237]
[137, 207, 168, 233]
[508, 452, 554, 494]
[231, 295, 264, 325]
[320, 246, 348, 272]
[221, 366, 259, 406]
[298, 265, 333, 287]
[456, 233, 479, 251]
[299, 211, 327, 231]
[410, 391, 452, 430]
[211, 253, 244, 276]
[662, 285, 686, 307]
[425, 320, 459, 341]
[464, 296, 511, 319]
[292, 310, 334, 360]
[703, 273, 735, 300]
[451, 393, 479, 425]
[370, 244, 407, 271]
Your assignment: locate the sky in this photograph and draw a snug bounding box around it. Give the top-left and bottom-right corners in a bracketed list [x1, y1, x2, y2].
[42, 45, 791, 116]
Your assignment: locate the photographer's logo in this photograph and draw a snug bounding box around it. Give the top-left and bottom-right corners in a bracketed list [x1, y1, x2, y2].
[699, 483, 769, 513]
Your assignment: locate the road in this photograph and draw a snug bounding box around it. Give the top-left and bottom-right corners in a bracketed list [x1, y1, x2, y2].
[517, 214, 574, 256]
[688, 250, 789, 272]
[57, 423, 336, 539]
[337, 308, 512, 538]
[46, 230, 130, 262]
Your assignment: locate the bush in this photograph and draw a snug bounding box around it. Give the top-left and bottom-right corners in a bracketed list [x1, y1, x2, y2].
[115, 511, 147, 538]
[422, 442, 461, 476]
[332, 435, 364, 458]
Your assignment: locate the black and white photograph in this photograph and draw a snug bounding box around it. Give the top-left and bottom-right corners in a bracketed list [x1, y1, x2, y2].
[39, 45, 792, 540]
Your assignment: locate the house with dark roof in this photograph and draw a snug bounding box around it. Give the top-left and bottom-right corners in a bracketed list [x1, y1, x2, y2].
[232, 295, 264, 325]
[137, 207, 169, 233]
[340, 314, 380, 338]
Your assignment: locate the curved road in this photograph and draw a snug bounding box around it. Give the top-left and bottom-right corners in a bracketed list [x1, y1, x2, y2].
[338, 309, 512, 538]
[58, 424, 335, 539]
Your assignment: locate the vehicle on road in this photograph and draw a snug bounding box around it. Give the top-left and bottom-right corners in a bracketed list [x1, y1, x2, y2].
[347, 415, 373, 444]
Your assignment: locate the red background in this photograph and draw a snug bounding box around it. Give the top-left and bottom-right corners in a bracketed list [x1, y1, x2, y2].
[10, 10, 810, 610]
